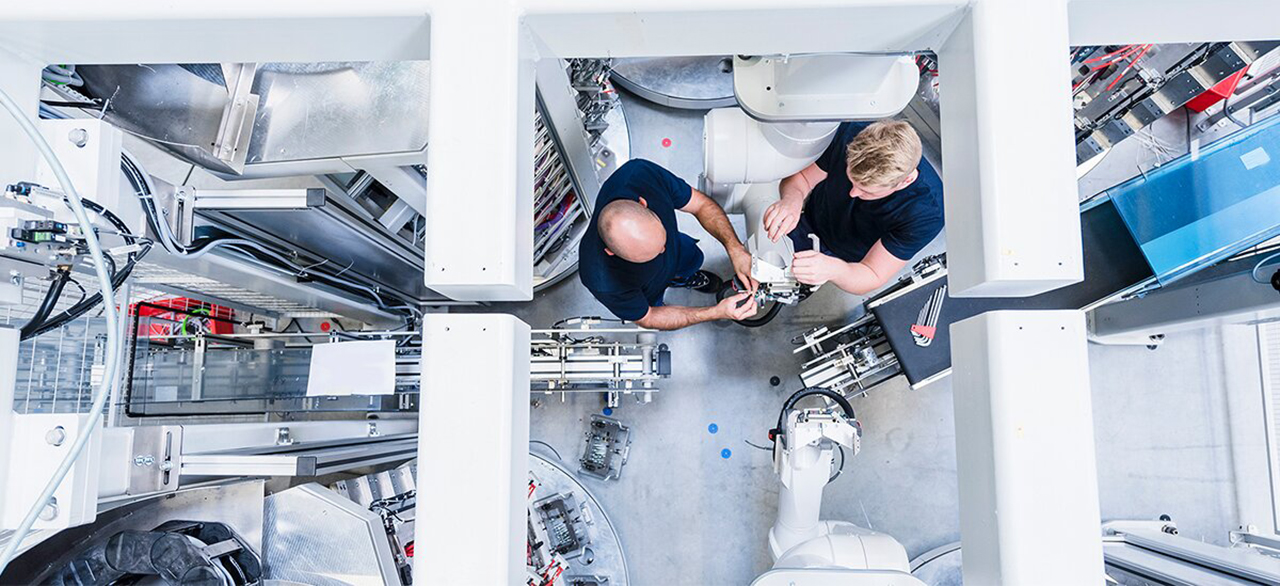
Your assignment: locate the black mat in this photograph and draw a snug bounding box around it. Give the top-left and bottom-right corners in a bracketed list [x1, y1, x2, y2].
[870, 199, 1156, 387]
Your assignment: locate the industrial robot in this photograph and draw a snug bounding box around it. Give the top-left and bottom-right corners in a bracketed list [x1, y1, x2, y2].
[752, 387, 925, 586]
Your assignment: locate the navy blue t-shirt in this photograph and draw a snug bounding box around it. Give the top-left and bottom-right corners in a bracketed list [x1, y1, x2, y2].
[579, 159, 693, 321]
[802, 121, 944, 262]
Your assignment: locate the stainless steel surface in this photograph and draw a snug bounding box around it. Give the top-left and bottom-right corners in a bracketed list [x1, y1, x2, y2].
[213, 63, 260, 173]
[263, 483, 400, 586]
[180, 420, 417, 456]
[2, 481, 266, 583]
[610, 57, 738, 109]
[531, 451, 630, 586]
[181, 436, 418, 478]
[198, 195, 432, 303]
[77, 62, 430, 173]
[248, 62, 430, 165]
[126, 425, 182, 495]
[333, 461, 417, 508]
[186, 187, 325, 210]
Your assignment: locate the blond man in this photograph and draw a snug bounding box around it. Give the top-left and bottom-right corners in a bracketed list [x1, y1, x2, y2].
[763, 120, 943, 295]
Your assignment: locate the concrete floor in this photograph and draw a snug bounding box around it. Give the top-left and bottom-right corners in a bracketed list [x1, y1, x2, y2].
[475, 92, 1263, 585]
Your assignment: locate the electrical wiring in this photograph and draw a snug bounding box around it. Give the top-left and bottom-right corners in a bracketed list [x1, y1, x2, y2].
[23, 198, 152, 340]
[1251, 251, 1280, 284]
[1222, 78, 1254, 129]
[131, 177, 419, 320]
[529, 440, 563, 461]
[0, 84, 121, 573]
[20, 267, 72, 338]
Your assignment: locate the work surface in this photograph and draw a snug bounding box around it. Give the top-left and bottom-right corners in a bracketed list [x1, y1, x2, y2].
[465, 92, 1250, 585]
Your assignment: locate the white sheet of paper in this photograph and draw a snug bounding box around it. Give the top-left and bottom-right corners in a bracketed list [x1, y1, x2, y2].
[306, 340, 396, 396]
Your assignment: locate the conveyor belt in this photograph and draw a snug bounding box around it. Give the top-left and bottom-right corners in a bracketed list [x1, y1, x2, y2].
[869, 199, 1155, 387]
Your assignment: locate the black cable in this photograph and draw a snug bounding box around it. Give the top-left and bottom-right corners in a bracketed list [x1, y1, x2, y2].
[773, 387, 856, 440]
[20, 267, 72, 337]
[529, 440, 563, 461]
[1223, 84, 1252, 129]
[65, 276, 87, 306]
[23, 196, 152, 339]
[40, 100, 103, 110]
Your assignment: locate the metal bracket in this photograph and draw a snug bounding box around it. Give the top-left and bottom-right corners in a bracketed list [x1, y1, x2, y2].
[127, 425, 182, 495]
[213, 63, 261, 174]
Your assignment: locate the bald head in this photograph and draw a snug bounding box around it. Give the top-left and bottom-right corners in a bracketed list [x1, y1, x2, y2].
[598, 199, 666, 263]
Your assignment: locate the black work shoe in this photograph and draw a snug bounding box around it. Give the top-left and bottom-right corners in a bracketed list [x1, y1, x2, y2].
[670, 270, 723, 294]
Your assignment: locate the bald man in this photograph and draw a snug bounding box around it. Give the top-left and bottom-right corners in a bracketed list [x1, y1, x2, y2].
[579, 159, 758, 330]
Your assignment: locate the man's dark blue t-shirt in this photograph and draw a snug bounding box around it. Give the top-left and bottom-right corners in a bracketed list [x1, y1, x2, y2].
[799, 121, 944, 262]
[579, 159, 694, 321]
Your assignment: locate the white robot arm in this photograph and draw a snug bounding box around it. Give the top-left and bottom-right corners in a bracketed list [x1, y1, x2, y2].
[754, 387, 925, 586]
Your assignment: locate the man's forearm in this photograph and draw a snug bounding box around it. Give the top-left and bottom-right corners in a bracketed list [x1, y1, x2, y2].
[779, 172, 812, 204]
[635, 305, 721, 331]
[829, 262, 889, 296]
[693, 200, 747, 254]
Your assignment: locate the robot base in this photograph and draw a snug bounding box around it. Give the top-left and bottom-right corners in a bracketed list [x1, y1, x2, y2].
[757, 521, 924, 586]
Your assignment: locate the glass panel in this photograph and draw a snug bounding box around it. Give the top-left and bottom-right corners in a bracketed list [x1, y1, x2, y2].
[1108, 114, 1280, 285]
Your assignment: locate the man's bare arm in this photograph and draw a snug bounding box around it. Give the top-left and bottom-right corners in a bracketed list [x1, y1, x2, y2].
[765, 162, 829, 241]
[792, 240, 908, 295]
[681, 188, 744, 253]
[680, 188, 757, 292]
[827, 241, 908, 295]
[633, 292, 757, 331]
[779, 161, 828, 204]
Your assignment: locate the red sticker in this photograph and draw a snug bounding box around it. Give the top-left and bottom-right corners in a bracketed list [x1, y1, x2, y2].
[320, 322, 331, 332]
[910, 324, 937, 339]
[661, 138, 672, 148]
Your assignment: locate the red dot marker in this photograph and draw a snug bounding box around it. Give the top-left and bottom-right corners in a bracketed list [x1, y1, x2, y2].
[320, 322, 331, 332]
[661, 138, 672, 148]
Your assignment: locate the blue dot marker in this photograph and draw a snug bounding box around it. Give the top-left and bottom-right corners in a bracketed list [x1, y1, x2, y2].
[720, 448, 732, 459]
[602, 407, 613, 416]
[707, 423, 719, 434]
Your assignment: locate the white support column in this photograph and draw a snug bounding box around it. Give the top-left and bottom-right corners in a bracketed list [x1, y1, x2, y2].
[423, 3, 535, 301]
[950, 310, 1103, 585]
[0, 55, 43, 188]
[938, 0, 1083, 297]
[415, 314, 530, 584]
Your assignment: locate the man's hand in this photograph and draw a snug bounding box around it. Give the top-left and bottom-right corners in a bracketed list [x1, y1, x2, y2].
[727, 246, 758, 295]
[716, 291, 759, 321]
[763, 195, 804, 242]
[791, 250, 848, 286]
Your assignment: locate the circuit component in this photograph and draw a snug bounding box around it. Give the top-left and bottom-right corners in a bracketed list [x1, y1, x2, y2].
[578, 415, 631, 481]
[10, 219, 70, 244]
[532, 490, 593, 564]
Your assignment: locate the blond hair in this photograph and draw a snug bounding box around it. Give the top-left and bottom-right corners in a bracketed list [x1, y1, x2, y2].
[845, 120, 922, 188]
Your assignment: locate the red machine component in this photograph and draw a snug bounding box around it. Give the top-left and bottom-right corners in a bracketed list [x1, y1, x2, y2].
[133, 297, 236, 340]
[1185, 69, 1249, 113]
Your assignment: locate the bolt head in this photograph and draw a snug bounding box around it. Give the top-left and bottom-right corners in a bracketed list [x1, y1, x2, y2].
[45, 426, 66, 446]
[67, 128, 89, 148]
[38, 498, 58, 521]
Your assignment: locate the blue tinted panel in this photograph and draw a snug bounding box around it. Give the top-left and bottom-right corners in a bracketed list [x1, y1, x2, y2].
[1107, 114, 1280, 285]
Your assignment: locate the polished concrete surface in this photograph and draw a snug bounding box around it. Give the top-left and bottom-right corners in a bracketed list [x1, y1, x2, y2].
[473, 91, 1265, 585]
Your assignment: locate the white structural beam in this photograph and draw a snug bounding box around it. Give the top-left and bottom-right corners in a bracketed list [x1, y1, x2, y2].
[937, 0, 1083, 297]
[415, 314, 531, 585]
[950, 310, 1103, 585]
[1069, 0, 1280, 46]
[421, 2, 535, 301]
[523, 0, 967, 58]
